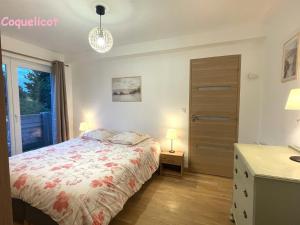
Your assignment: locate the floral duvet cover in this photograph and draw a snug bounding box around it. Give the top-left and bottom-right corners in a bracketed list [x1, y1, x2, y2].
[9, 138, 160, 225]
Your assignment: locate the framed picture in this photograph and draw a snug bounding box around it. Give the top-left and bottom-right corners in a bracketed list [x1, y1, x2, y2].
[112, 76, 142, 102]
[282, 33, 300, 82]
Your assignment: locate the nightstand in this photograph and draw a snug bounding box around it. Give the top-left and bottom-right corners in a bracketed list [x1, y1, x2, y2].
[160, 151, 184, 177]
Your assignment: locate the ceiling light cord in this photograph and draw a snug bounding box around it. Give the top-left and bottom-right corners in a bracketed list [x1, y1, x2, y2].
[99, 14, 102, 30]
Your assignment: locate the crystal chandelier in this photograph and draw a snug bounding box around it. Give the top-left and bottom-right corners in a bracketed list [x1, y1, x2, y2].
[89, 5, 113, 53]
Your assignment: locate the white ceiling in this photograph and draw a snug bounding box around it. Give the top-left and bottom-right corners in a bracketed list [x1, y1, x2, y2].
[0, 0, 283, 56]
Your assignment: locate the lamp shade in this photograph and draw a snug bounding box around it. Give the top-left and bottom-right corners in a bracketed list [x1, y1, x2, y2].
[89, 27, 113, 53]
[285, 89, 300, 110]
[79, 122, 89, 132]
[166, 129, 177, 140]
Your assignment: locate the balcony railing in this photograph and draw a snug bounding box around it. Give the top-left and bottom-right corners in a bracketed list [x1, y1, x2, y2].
[21, 112, 53, 152]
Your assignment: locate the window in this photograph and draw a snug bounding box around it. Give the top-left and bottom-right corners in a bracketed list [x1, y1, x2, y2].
[2, 57, 56, 155]
[18, 67, 55, 151]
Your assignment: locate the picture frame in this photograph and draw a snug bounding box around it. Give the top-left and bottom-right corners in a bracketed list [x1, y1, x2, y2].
[112, 76, 142, 102]
[282, 33, 300, 82]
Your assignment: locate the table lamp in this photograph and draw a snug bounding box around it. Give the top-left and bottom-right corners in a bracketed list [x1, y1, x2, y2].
[285, 89, 300, 162]
[79, 122, 89, 133]
[166, 129, 177, 153]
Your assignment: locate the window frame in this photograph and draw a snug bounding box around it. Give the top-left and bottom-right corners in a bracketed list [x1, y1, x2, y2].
[3, 56, 53, 155]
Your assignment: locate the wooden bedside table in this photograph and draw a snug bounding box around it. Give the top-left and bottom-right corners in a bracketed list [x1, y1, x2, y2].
[160, 151, 184, 177]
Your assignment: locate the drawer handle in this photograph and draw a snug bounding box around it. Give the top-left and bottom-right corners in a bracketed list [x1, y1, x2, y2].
[235, 154, 238, 160]
[234, 184, 238, 190]
[243, 210, 248, 219]
[243, 190, 248, 198]
[244, 171, 249, 178]
[234, 202, 237, 209]
[235, 168, 238, 174]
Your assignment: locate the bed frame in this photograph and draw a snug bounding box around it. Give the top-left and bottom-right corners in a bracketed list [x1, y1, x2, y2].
[12, 198, 58, 225]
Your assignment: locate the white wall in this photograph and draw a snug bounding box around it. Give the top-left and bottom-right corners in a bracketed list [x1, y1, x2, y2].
[260, 0, 300, 146]
[72, 38, 265, 166]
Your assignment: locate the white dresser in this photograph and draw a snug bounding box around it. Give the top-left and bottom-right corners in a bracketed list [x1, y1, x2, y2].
[233, 144, 300, 225]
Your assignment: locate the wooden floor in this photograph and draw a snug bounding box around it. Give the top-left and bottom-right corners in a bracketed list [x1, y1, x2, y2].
[110, 173, 233, 225]
[15, 173, 233, 225]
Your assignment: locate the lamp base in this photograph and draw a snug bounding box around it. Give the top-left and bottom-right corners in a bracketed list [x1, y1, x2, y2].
[290, 156, 300, 163]
[169, 150, 175, 153]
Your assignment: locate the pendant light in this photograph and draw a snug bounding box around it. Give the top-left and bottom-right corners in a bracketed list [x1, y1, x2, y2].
[89, 5, 113, 53]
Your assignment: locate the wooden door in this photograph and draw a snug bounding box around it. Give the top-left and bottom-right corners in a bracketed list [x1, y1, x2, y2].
[189, 55, 240, 178]
[0, 37, 13, 225]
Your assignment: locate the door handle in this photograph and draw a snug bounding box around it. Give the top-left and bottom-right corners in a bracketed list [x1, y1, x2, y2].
[197, 85, 232, 91]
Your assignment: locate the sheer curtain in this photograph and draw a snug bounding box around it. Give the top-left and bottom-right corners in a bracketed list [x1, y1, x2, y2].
[52, 61, 69, 143]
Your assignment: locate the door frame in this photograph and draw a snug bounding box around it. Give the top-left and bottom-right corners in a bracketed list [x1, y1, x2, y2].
[188, 54, 241, 172]
[0, 37, 13, 225]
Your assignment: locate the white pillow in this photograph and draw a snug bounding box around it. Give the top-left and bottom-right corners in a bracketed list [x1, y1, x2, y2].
[108, 131, 150, 146]
[81, 129, 117, 141]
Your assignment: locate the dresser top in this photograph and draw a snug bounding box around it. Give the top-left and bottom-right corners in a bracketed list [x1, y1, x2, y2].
[235, 144, 300, 183]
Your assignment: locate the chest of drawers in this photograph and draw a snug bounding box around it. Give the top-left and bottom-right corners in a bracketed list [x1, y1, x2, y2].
[232, 144, 300, 225]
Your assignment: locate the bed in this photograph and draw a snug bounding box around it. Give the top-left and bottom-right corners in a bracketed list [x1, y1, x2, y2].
[9, 134, 161, 225]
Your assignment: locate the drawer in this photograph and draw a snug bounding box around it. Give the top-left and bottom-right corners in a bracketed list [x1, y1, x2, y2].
[233, 149, 254, 225]
[160, 155, 182, 166]
[233, 208, 249, 225]
[232, 185, 244, 225]
[234, 150, 254, 198]
[239, 208, 252, 225]
[234, 149, 254, 186]
[233, 191, 252, 225]
[240, 178, 254, 225]
[240, 200, 253, 225]
[232, 201, 241, 225]
[237, 157, 254, 192]
[233, 152, 244, 185]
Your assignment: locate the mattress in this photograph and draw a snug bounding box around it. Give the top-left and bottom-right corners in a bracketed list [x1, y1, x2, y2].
[10, 137, 160, 225]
